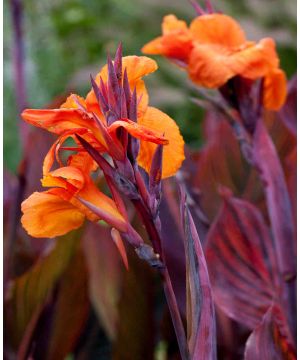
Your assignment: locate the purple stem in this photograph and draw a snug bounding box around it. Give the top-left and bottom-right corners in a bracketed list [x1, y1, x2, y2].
[10, 0, 30, 146]
[7, 0, 30, 281]
[132, 198, 189, 360]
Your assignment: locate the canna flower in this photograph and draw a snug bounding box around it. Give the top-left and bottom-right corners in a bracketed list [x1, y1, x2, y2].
[22, 52, 185, 179]
[142, 13, 287, 110]
[21, 152, 127, 238]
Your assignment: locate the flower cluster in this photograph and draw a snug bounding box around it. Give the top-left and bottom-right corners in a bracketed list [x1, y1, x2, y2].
[142, 12, 287, 110]
[21, 46, 185, 240]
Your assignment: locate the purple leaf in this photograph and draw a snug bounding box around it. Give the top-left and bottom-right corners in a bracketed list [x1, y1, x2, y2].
[252, 121, 296, 281]
[82, 223, 123, 339]
[180, 188, 217, 360]
[205, 191, 279, 330]
[122, 68, 131, 112]
[159, 180, 186, 313]
[279, 74, 296, 136]
[149, 144, 163, 215]
[113, 43, 123, 84]
[244, 306, 296, 360]
[252, 120, 296, 339]
[5, 231, 81, 349]
[129, 86, 137, 122]
[90, 74, 109, 114]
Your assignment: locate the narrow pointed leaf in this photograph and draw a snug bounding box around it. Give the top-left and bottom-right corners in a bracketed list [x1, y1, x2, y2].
[181, 189, 217, 360]
[90, 75, 109, 114]
[111, 228, 129, 270]
[114, 43, 123, 83]
[253, 120, 296, 279]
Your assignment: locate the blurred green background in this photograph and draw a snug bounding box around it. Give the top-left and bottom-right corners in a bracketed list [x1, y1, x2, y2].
[4, 0, 296, 173]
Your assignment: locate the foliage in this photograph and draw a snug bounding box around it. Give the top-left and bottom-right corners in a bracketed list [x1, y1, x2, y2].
[4, 0, 296, 359]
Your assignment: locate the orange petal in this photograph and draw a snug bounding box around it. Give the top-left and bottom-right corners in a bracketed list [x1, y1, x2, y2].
[142, 15, 193, 62]
[108, 118, 169, 145]
[60, 94, 87, 109]
[42, 166, 85, 190]
[188, 44, 235, 88]
[67, 152, 98, 174]
[21, 108, 97, 134]
[22, 108, 107, 148]
[42, 129, 89, 175]
[21, 191, 85, 238]
[232, 38, 279, 79]
[263, 68, 287, 110]
[74, 179, 125, 223]
[162, 14, 189, 34]
[142, 36, 165, 55]
[137, 107, 185, 178]
[190, 14, 246, 48]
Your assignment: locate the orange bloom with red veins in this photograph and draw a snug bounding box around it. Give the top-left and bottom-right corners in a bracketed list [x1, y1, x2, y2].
[21, 152, 127, 238]
[22, 55, 185, 179]
[142, 13, 287, 110]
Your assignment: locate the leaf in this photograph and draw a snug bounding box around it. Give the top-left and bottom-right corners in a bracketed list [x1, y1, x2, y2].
[205, 191, 279, 330]
[279, 74, 296, 136]
[253, 120, 296, 279]
[181, 189, 217, 360]
[284, 148, 296, 232]
[82, 222, 123, 340]
[244, 306, 296, 360]
[46, 245, 90, 360]
[5, 229, 82, 349]
[111, 228, 129, 270]
[183, 110, 262, 222]
[160, 179, 187, 313]
[112, 245, 156, 360]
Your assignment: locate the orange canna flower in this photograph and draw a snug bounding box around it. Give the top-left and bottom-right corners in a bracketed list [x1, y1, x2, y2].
[141, 15, 193, 63]
[21, 55, 184, 178]
[21, 152, 127, 238]
[142, 13, 287, 110]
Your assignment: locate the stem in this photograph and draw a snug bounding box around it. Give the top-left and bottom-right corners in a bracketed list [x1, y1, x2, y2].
[132, 199, 189, 360]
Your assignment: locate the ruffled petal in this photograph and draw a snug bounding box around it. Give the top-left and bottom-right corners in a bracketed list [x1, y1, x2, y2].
[60, 94, 87, 109]
[21, 108, 98, 135]
[162, 14, 189, 34]
[141, 36, 165, 55]
[21, 191, 85, 238]
[231, 38, 279, 79]
[188, 44, 235, 88]
[42, 166, 85, 190]
[67, 152, 97, 174]
[137, 107, 185, 178]
[190, 14, 246, 47]
[263, 68, 287, 110]
[142, 15, 193, 62]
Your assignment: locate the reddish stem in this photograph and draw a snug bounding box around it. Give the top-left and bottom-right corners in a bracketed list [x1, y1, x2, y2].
[132, 198, 189, 360]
